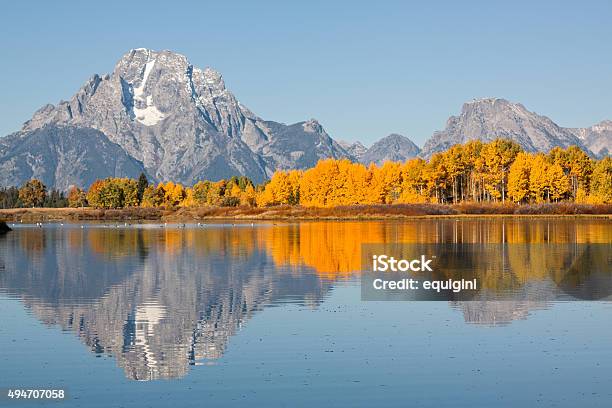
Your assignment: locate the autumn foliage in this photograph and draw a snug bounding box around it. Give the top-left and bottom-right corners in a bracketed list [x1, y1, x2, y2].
[18, 179, 47, 207]
[68, 140, 612, 209]
[2, 140, 610, 210]
[261, 141, 610, 207]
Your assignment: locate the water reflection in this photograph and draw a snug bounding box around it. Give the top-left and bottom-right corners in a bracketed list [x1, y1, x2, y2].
[1, 226, 330, 381]
[0, 219, 609, 380]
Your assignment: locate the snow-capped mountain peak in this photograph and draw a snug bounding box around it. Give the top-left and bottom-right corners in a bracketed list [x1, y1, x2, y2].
[3, 49, 351, 188]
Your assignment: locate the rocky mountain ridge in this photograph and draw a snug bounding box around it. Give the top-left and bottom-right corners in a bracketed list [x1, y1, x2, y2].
[360, 133, 421, 165]
[0, 50, 608, 190]
[420, 98, 596, 158]
[2, 48, 350, 188]
[567, 120, 611, 158]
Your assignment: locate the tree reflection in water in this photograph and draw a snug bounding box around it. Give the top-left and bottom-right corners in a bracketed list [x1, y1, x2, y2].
[0, 218, 609, 380]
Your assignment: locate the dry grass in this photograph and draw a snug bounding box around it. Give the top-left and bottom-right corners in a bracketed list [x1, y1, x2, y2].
[1, 202, 610, 223]
[452, 202, 518, 214]
[512, 202, 612, 215]
[162, 204, 457, 221]
[453, 202, 612, 216]
[0, 207, 166, 222]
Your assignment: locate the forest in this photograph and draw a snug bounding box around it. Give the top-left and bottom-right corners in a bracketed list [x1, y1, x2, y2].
[1, 139, 610, 210]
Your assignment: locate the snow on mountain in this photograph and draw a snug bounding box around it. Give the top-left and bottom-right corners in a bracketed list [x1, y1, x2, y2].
[6, 48, 351, 188]
[1, 52, 605, 191]
[338, 140, 368, 161]
[566, 120, 611, 158]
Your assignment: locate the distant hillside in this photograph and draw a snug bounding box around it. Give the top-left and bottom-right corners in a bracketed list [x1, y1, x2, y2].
[421, 98, 593, 158]
[360, 134, 420, 165]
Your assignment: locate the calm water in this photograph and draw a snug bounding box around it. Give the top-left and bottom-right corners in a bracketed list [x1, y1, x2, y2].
[0, 219, 611, 407]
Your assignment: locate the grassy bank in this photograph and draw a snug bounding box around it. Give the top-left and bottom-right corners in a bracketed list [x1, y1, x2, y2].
[0, 203, 610, 223]
[0, 207, 166, 222]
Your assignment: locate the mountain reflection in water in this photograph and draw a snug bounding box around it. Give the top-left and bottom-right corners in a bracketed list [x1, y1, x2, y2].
[0, 219, 609, 381]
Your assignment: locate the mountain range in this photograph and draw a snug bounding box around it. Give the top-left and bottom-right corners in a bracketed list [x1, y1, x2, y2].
[420, 98, 604, 159]
[0, 49, 608, 189]
[341, 134, 421, 166]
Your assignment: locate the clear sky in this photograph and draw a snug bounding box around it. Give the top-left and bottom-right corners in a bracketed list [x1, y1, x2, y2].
[1, 0, 610, 146]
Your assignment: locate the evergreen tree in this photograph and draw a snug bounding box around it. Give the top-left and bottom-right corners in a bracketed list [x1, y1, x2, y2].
[136, 172, 149, 204]
[0, 187, 20, 208]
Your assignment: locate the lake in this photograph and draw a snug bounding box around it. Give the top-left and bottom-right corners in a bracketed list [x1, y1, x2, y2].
[0, 218, 611, 407]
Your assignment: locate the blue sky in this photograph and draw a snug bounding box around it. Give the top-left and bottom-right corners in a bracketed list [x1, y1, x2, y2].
[0, 0, 610, 146]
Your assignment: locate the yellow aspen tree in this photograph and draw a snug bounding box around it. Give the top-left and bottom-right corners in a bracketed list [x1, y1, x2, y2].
[443, 145, 466, 203]
[229, 183, 242, 200]
[330, 159, 351, 206]
[380, 161, 403, 203]
[68, 186, 87, 208]
[319, 159, 341, 206]
[461, 140, 484, 201]
[286, 170, 302, 205]
[529, 154, 550, 203]
[344, 161, 370, 205]
[141, 184, 165, 207]
[19, 179, 47, 208]
[257, 170, 301, 206]
[163, 181, 175, 206]
[423, 153, 448, 203]
[207, 181, 226, 206]
[588, 157, 611, 204]
[241, 184, 257, 206]
[180, 188, 196, 207]
[547, 163, 570, 202]
[299, 159, 339, 207]
[481, 139, 521, 202]
[565, 146, 593, 200]
[364, 163, 383, 204]
[165, 182, 186, 206]
[398, 158, 427, 203]
[507, 152, 532, 203]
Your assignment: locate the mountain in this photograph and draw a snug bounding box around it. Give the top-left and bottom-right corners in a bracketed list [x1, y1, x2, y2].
[421, 98, 592, 158]
[253, 119, 349, 170]
[566, 120, 611, 158]
[2, 48, 350, 188]
[338, 140, 367, 160]
[0, 126, 146, 191]
[360, 133, 421, 165]
[2, 53, 606, 191]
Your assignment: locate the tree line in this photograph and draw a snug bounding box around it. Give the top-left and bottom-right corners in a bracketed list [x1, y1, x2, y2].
[261, 141, 610, 206]
[0, 179, 69, 209]
[1, 140, 610, 209]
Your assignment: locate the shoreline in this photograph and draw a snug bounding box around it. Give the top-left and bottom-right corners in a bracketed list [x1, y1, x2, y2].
[1, 204, 610, 222]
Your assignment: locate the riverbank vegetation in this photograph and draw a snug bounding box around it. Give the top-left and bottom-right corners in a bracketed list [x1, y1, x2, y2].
[1, 140, 610, 216]
[1, 202, 610, 223]
[0, 180, 68, 209]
